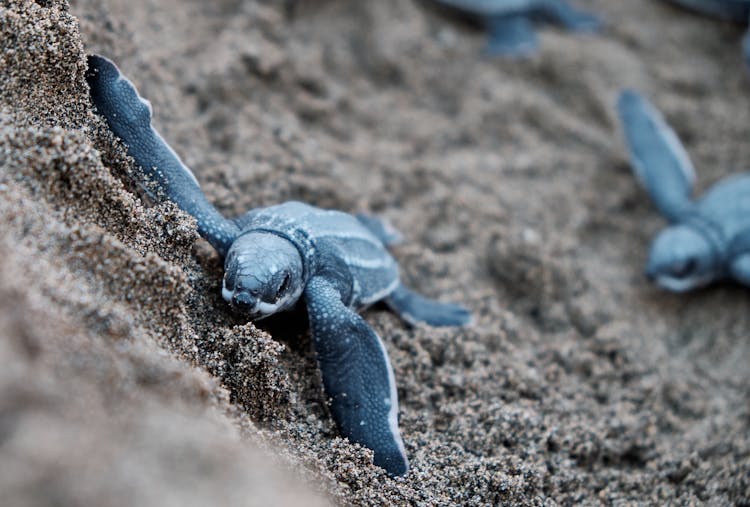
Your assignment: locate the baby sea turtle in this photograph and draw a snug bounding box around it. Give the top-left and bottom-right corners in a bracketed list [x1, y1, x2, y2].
[86, 54, 471, 476]
[617, 90, 750, 292]
[664, 0, 750, 67]
[425, 0, 601, 56]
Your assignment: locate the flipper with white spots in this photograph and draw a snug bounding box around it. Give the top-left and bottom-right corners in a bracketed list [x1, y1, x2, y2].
[305, 277, 408, 476]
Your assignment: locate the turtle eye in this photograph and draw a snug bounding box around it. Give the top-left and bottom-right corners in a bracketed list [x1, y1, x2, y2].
[276, 273, 290, 300]
[673, 258, 697, 278]
[223, 270, 236, 291]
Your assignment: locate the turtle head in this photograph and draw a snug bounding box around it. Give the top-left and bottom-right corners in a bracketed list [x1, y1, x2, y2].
[645, 224, 721, 292]
[222, 232, 304, 319]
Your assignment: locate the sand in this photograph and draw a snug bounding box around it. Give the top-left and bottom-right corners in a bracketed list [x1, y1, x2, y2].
[1, 0, 749, 504]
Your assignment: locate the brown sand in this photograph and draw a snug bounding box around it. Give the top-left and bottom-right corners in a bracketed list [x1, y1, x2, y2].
[1, 0, 749, 504]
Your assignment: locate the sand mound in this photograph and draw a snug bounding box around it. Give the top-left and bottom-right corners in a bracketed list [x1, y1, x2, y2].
[1, 0, 748, 504]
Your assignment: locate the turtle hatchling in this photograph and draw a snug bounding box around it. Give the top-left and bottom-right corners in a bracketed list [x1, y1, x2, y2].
[617, 90, 750, 292]
[663, 0, 750, 68]
[86, 54, 471, 476]
[424, 0, 601, 57]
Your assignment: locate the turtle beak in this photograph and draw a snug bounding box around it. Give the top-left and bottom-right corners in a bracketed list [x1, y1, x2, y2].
[231, 291, 258, 314]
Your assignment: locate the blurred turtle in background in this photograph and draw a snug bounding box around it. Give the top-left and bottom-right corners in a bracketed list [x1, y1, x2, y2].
[423, 0, 602, 57]
[617, 90, 750, 292]
[664, 0, 750, 67]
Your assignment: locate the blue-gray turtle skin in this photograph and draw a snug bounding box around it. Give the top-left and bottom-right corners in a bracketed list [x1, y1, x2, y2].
[666, 0, 750, 21]
[664, 0, 750, 67]
[86, 54, 471, 477]
[617, 90, 750, 292]
[426, 0, 601, 57]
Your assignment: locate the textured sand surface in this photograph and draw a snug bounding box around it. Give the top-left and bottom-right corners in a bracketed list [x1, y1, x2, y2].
[1, 0, 749, 504]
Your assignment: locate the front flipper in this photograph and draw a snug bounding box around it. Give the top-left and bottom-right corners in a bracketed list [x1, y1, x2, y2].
[305, 277, 408, 476]
[386, 284, 472, 327]
[86, 55, 240, 256]
[534, 0, 602, 31]
[483, 14, 539, 57]
[617, 90, 697, 223]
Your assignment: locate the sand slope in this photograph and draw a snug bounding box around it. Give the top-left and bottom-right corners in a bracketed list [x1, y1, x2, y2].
[1, 0, 749, 504]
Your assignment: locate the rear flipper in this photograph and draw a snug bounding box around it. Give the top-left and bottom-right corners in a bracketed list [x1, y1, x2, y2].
[386, 284, 472, 327]
[534, 0, 602, 31]
[616, 90, 697, 223]
[483, 14, 539, 57]
[355, 213, 403, 246]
